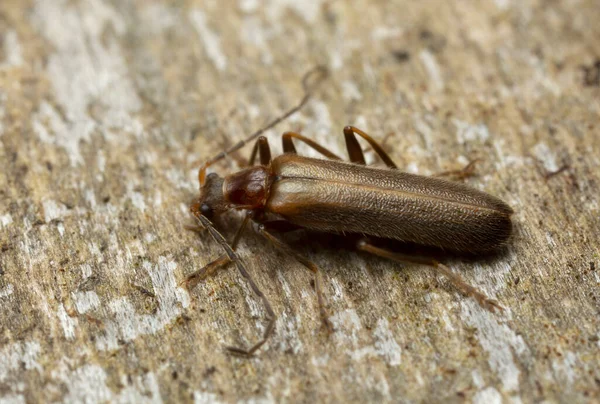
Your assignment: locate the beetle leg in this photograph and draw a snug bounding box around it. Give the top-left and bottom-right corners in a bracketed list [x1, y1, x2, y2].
[248, 136, 273, 166]
[282, 131, 343, 160]
[257, 224, 334, 333]
[184, 254, 231, 290]
[184, 212, 251, 290]
[343, 126, 398, 168]
[261, 220, 304, 233]
[196, 66, 327, 186]
[356, 240, 503, 313]
[435, 159, 481, 181]
[184, 224, 204, 233]
[190, 213, 275, 356]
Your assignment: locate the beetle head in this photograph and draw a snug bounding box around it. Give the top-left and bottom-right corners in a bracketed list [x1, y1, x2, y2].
[191, 172, 228, 219]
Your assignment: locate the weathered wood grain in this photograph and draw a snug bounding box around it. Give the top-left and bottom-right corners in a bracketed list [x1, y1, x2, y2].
[1, 0, 599, 402]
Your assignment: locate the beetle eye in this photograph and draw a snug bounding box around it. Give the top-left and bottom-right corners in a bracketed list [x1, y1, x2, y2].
[200, 203, 213, 217]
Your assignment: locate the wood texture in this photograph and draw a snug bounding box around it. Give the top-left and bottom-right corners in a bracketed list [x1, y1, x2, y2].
[1, 0, 599, 402]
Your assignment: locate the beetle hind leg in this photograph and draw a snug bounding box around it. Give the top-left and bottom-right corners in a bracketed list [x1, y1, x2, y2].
[435, 159, 481, 181]
[357, 240, 503, 313]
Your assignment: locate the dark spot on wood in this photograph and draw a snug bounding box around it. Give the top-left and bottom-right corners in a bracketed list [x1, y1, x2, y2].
[420, 30, 433, 39]
[581, 59, 600, 86]
[419, 29, 446, 52]
[78, 275, 100, 291]
[203, 366, 217, 377]
[392, 50, 410, 62]
[134, 284, 156, 298]
[176, 314, 192, 325]
[536, 380, 544, 395]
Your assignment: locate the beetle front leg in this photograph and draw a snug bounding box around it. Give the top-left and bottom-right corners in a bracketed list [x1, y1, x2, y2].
[257, 224, 334, 333]
[184, 212, 252, 290]
[184, 254, 231, 290]
[189, 212, 276, 356]
[184, 224, 205, 234]
[248, 136, 272, 166]
[356, 240, 503, 313]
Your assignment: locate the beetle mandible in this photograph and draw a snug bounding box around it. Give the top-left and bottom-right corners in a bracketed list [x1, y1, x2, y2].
[185, 67, 513, 356]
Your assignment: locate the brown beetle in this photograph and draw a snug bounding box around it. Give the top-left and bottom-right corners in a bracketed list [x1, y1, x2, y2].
[186, 67, 513, 356]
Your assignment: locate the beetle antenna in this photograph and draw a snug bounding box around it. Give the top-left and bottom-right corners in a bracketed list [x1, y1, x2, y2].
[192, 213, 276, 355]
[198, 65, 328, 185]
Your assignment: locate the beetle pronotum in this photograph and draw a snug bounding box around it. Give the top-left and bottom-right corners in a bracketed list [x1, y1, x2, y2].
[186, 67, 513, 356]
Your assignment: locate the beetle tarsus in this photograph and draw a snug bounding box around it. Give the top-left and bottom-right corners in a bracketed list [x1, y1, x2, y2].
[225, 311, 276, 357]
[476, 296, 504, 313]
[433, 261, 503, 313]
[321, 316, 335, 335]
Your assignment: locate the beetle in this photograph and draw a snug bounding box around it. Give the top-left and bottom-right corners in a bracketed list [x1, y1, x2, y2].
[185, 67, 513, 356]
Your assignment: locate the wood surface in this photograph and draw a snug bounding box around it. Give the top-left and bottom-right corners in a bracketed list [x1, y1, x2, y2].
[1, 0, 599, 402]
